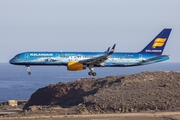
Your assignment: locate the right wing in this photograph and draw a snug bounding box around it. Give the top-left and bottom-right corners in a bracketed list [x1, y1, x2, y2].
[79, 44, 116, 65]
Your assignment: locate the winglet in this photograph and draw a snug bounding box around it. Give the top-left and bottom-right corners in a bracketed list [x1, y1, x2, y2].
[105, 47, 110, 53]
[109, 44, 116, 54]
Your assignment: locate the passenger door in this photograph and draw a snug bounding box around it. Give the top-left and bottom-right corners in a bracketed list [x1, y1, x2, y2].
[25, 53, 28, 61]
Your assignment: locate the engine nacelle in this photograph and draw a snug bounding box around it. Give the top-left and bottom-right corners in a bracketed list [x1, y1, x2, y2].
[67, 62, 86, 71]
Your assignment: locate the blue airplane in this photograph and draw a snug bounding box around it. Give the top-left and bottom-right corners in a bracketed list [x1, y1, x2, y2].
[9, 29, 172, 76]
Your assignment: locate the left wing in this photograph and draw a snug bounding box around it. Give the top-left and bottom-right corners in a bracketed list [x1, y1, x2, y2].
[79, 44, 116, 65]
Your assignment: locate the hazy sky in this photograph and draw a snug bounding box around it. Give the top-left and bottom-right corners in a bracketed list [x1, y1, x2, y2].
[0, 0, 179, 63]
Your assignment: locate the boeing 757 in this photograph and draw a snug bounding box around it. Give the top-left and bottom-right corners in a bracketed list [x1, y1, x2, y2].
[9, 29, 172, 76]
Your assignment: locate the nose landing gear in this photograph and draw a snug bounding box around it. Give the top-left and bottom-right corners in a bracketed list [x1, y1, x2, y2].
[26, 65, 31, 75]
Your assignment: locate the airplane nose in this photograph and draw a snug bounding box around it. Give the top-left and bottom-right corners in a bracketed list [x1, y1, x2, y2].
[9, 59, 15, 64]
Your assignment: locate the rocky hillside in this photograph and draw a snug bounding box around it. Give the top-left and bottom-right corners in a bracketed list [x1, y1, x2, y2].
[23, 71, 180, 114]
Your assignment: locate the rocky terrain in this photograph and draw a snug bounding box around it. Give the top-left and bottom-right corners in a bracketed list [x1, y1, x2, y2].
[2, 71, 180, 117]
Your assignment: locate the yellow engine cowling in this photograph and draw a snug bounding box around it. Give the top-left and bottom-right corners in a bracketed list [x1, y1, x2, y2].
[67, 62, 86, 71]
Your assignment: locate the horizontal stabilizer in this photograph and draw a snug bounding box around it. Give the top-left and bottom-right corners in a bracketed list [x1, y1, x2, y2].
[134, 55, 169, 65]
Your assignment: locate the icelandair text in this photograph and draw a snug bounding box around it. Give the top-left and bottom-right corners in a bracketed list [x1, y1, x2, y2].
[30, 53, 53, 57]
[146, 50, 162, 52]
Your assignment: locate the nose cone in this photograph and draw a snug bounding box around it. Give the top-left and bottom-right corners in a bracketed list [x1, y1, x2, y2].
[9, 58, 15, 64]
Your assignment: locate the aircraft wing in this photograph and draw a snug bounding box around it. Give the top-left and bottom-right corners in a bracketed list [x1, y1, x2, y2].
[134, 55, 169, 65]
[79, 44, 116, 65]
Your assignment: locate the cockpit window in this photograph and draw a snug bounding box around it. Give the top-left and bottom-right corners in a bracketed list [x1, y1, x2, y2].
[14, 56, 20, 59]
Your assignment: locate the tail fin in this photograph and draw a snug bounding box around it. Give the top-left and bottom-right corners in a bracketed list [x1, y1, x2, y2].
[140, 28, 172, 55]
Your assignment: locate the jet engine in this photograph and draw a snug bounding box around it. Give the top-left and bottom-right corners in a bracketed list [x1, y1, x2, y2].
[67, 62, 86, 71]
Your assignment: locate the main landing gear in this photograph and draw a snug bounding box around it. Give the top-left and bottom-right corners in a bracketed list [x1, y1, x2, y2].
[26, 65, 31, 75]
[88, 65, 97, 76]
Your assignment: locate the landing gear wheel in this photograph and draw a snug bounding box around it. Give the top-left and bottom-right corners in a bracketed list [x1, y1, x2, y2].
[88, 72, 92, 76]
[92, 72, 96, 76]
[88, 65, 96, 76]
[26, 65, 31, 75]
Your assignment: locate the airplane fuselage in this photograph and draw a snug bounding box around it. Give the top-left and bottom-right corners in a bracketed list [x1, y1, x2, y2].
[9, 52, 169, 67]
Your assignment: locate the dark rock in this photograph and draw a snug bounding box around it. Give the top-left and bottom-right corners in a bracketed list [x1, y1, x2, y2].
[23, 71, 180, 114]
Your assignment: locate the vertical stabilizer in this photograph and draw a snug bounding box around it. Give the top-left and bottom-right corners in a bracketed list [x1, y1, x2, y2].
[140, 29, 172, 55]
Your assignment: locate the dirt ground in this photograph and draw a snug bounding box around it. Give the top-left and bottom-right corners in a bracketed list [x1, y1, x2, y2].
[1, 112, 180, 120]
